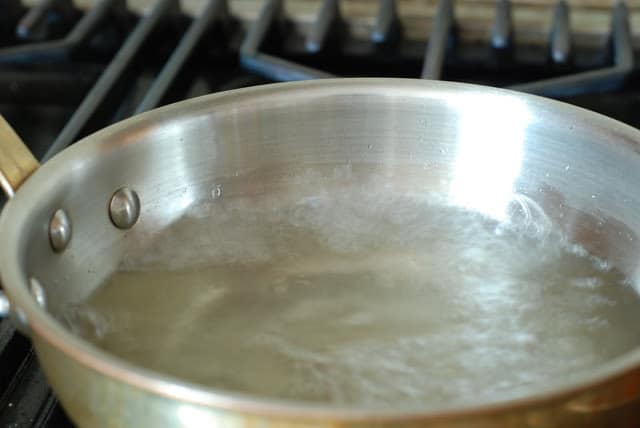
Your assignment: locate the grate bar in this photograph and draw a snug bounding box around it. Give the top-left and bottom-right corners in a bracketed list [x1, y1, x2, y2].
[31, 393, 59, 427]
[0, 0, 119, 64]
[421, 0, 453, 80]
[243, 53, 334, 81]
[43, 0, 176, 161]
[510, 2, 632, 98]
[239, 0, 280, 56]
[0, 350, 53, 427]
[371, 0, 398, 43]
[16, 0, 76, 41]
[550, 0, 570, 64]
[0, 0, 26, 39]
[612, 0, 632, 69]
[305, 0, 339, 53]
[136, 0, 227, 113]
[0, 321, 16, 358]
[491, 0, 512, 50]
[240, 0, 334, 81]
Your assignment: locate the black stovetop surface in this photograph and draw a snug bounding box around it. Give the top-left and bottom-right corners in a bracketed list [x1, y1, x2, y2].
[1, 0, 640, 426]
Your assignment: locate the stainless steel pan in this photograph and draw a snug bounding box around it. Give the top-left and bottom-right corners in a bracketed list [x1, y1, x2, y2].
[1, 79, 640, 427]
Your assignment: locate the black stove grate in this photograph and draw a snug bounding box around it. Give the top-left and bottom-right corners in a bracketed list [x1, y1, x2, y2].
[0, 0, 639, 426]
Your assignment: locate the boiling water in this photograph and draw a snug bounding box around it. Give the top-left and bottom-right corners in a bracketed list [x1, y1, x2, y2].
[63, 177, 640, 409]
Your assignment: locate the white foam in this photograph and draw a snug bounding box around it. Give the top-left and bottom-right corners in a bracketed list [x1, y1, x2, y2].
[68, 170, 640, 410]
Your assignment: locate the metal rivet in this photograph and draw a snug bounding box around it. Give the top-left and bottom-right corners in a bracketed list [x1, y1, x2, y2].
[0, 291, 9, 318]
[109, 187, 140, 230]
[29, 277, 46, 309]
[49, 209, 72, 252]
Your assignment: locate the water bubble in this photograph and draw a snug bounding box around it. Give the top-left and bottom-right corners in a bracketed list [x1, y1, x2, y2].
[565, 165, 570, 171]
[211, 184, 223, 200]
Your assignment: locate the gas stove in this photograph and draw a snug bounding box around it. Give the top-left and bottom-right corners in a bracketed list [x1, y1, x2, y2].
[1, 0, 639, 426]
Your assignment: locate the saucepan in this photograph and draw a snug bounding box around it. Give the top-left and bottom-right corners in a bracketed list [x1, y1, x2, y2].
[1, 79, 640, 427]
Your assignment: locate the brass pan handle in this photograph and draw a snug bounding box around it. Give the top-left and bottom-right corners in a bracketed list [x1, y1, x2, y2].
[0, 115, 39, 198]
[0, 115, 40, 319]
